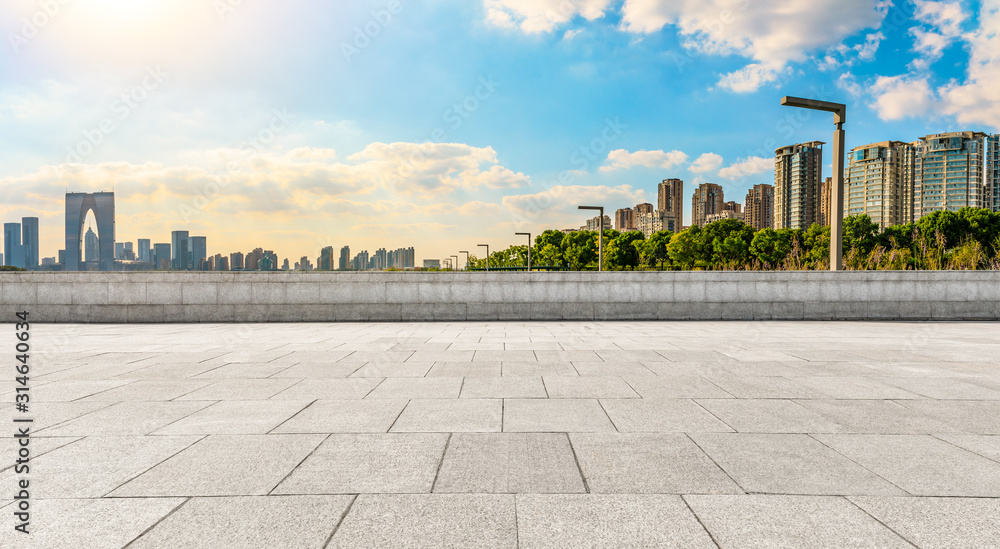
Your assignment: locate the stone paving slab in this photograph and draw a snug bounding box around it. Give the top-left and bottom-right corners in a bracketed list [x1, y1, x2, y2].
[16, 321, 1000, 547]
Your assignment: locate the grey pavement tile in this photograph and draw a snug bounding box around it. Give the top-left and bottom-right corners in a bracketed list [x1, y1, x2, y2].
[1, 435, 200, 499]
[503, 399, 616, 433]
[338, 350, 415, 363]
[642, 361, 732, 376]
[427, 361, 502, 377]
[328, 494, 516, 549]
[271, 361, 365, 378]
[153, 400, 312, 435]
[404, 350, 472, 362]
[542, 376, 640, 399]
[601, 399, 736, 433]
[570, 433, 743, 494]
[517, 494, 716, 548]
[595, 349, 665, 362]
[448, 342, 505, 350]
[0, 497, 185, 549]
[686, 495, 913, 549]
[814, 434, 1000, 497]
[115, 361, 225, 379]
[110, 434, 326, 496]
[283, 350, 354, 362]
[880, 376, 1000, 400]
[935, 434, 1000, 463]
[20, 401, 112, 433]
[791, 376, 923, 399]
[460, 376, 547, 398]
[190, 362, 294, 379]
[130, 495, 354, 549]
[390, 399, 502, 433]
[349, 362, 435, 377]
[624, 375, 734, 399]
[272, 399, 408, 433]
[850, 496, 1000, 549]
[0, 437, 79, 472]
[697, 399, 843, 433]
[31, 379, 133, 402]
[895, 400, 1000, 434]
[690, 433, 906, 496]
[39, 401, 212, 436]
[474, 350, 538, 362]
[79, 379, 213, 401]
[705, 374, 826, 399]
[571, 361, 657, 376]
[533, 350, 603, 362]
[502, 361, 579, 376]
[274, 433, 448, 494]
[366, 377, 463, 399]
[795, 399, 960, 434]
[434, 433, 585, 493]
[270, 378, 381, 400]
[176, 378, 302, 400]
[655, 350, 740, 363]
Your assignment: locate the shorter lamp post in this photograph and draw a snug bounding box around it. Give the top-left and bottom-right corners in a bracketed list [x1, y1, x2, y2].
[459, 251, 470, 271]
[515, 232, 531, 272]
[578, 205, 605, 272]
[478, 244, 490, 272]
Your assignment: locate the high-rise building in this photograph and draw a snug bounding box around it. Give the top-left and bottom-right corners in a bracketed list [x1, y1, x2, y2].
[230, 252, 245, 270]
[913, 131, 989, 220]
[153, 243, 171, 270]
[218, 256, 229, 271]
[85, 228, 100, 262]
[614, 208, 635, 231]
[65, 192, 115, 271]
[658, 179, 684, 229]
[775, 141, 824, 229]
[423, 259, 441, 269]
[692, 183, 724, 227]
[171, 231, 189, 270]
[635, 203, 654, 216]
[586, 216, 611, 231]
[706, 211, 742, 224]
[819, 177, 832, 227]
[723, 202, 742, 215]
[115, 242, 125, 260]
[988, 134, 1000, 212]
[339, 246, 351, 270]
[319, 246, 335, 270]
[191, 236, 207, 270]
[21, 217, 38, 270]
[137, 239, 151, 263]
[3, 223, 23, 269]
[846, 141, 917, 228]
[744, 184, 775, 230]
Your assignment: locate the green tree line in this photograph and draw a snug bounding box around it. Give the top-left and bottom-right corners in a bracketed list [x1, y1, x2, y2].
[466, 208, 1000, 271]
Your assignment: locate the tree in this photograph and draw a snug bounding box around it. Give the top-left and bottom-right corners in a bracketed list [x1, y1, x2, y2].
[562, 230, 598, 270]
[701, 220, 755, 268]
[534, 230, 566, 268]
[645, 231, 673, 270]
[667, 226, 703, 269]
[750, 228, 792, 268]
[915, 210, 966, 250]
[843, 214, 880, 256]
[803, 223, 830, 269]
[608, 231, 645, 270]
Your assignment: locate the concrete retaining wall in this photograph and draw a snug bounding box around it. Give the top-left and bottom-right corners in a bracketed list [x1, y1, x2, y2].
[1, 271, 998, 322]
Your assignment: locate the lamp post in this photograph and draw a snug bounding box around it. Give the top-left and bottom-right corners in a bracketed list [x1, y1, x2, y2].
[578, 206, 605, 272]
[780, 96, 847, 271]
[459, 251, 470, 271]
[444, 258, 451, 270]
[478, 244, 489, 272]
[515, 232, 531, 272]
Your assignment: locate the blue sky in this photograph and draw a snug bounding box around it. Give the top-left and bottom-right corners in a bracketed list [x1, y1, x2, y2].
[1, 0, 998, 264]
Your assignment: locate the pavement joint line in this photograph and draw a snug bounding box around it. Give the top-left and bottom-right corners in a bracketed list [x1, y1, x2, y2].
[267, 433, 330, 495]
[805, 433, 914, 496]
[386, 399, 411, 432]
[680, 494, 723, 549]
[540, 378, 550, 398]
[843, 496, 922, 549]
[684, 433, 746, 494]
[121, 496, 192, 548]
[321, 494, 358, 549]
[565, 433, 591, 494]
[361, 378, 385, 398]
[690, 399, 738, 432]
[430, 433, 453, 493]
[931, 434, 1000, 466]
[103, 435, 210, 497]
[596, 399, 621, 432]
[267, 399, 319, 434]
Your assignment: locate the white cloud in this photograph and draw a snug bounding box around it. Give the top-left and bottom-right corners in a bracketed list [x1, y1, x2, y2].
[503, 184, 649, 220]
[868, 75, 935, 121]
[619, 0, 889, 91]
[908, 0, 968, 69]
[719, 157, 772, 180]
[600, 149, 688, 172]
[855, 31, 885, 60]
[483, 0, 613, 33]
[563, 28, 583, 40]
[937, 0, 1000, 128]
[837, 73, 864, 97]
[690, 153, 723, 173]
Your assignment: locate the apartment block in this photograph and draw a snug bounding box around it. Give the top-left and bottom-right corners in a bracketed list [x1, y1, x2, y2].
[692, 183, 724, 228]
[846, 141, 916, 228]
[744, 184, 774, 230]
[775, 141, 824, 230]
[913, 131, 989, 220]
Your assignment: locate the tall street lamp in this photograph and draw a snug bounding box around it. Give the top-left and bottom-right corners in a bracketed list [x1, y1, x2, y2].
[578, 205, 605, 272]
[459, 250, 470, 271]
[780, 96, 847, 271]
[478, 244, 489, 272]
[515, 232, 531, 272]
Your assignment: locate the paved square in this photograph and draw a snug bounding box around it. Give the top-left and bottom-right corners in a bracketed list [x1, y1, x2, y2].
[16, 321, 1000, 547]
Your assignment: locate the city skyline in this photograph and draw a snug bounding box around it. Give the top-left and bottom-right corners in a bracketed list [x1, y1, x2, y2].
[2, 1, 999, 262]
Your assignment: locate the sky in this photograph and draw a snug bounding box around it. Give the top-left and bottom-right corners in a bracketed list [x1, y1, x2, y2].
[1, 0, 998, 265]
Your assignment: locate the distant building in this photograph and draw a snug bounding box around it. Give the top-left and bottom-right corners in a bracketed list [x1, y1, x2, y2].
[914, 131, 990, 221]
[615, 208, 635, 231]
[658, 179, 684, 230]
[634, 202, 654, 216]
[423, 259, 441, 269]
[819, 177, 833, 227]
[137, 239, 151, 263]
[191, 236, 207, 270]
[171, 231, 189, 270]
[692, 183, 724, 228]
[989, 134, 1000, 212]
[846, 141, 916, 228]
[3, 223, 23, 269]
[339, 246, 351, 270]
[586, 215, 611, 231]
[724, 202, 742, 215]
[85, 228, 99, 262]
[706, 211, 742, 224]
[21, 217, 39, 270]
[744, 184, 774, 230]
[153, 243, 171, 270]
[319, 246, 335, 270]
[230, 251, 244, 270]
[775, 141, 824, 229]
[637, 210, 679, 237]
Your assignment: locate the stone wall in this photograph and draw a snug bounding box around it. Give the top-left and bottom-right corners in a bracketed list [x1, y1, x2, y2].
[1, 271, 998, 322]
